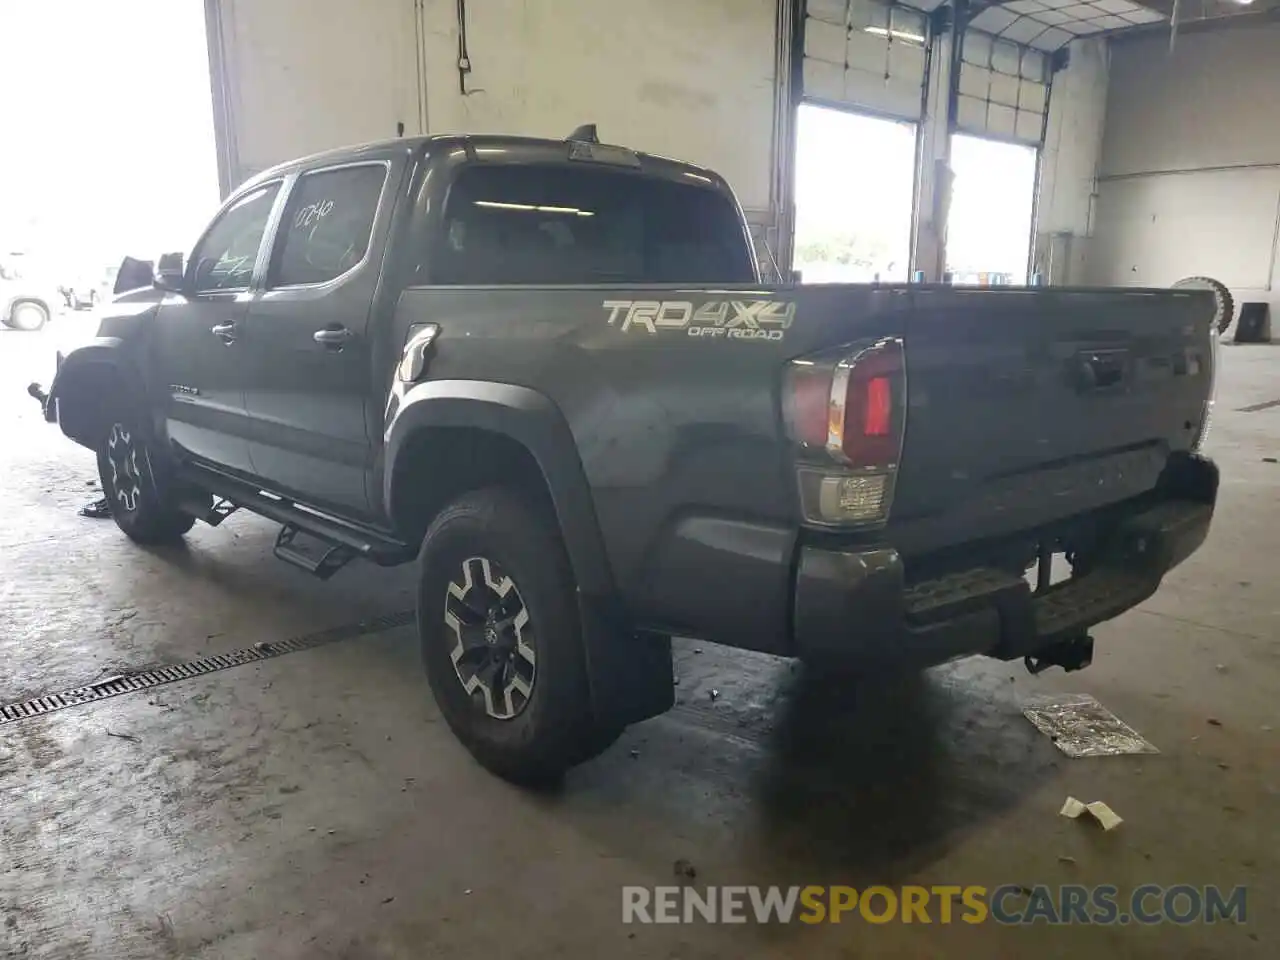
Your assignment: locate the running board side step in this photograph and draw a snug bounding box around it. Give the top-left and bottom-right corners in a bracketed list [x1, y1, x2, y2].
[178, 495, 239, 527]
[177, 465, 416, 574]
[274, 525, 357, 580]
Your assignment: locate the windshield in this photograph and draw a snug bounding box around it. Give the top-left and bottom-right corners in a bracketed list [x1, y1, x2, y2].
[435, 163, 756, 286]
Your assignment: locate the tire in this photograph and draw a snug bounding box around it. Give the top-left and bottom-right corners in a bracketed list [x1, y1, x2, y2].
[5, 299, 50, 332]
[416, 487, 616, 784]
[1173, 276, 1234, 335]
[96, 411, 196, 544]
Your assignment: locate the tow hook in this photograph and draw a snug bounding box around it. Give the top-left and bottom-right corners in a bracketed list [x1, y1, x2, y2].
[1024, 632, 1095, 675]
[27, 382, 53, 420]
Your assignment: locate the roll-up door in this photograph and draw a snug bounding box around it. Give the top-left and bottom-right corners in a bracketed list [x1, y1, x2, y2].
[802, 0, 930, 120]
[956, 31, 1050, 145]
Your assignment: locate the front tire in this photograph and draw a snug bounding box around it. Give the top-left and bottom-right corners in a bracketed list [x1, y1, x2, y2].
[96, 414, 196, 544]
[5, 300, 50, 331]
[417, 487, 616, 784]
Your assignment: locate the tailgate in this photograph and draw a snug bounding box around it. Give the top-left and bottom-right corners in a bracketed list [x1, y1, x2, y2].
[889, 288, 1215, 554]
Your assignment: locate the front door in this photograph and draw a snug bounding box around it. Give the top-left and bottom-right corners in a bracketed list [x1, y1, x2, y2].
[151, 182, 281, 473]
[240, 162, 391, 518]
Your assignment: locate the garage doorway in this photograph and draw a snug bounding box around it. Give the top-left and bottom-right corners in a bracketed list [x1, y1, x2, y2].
[945, 133, 1038, 285]
[1, 0, 219, 336]
[792, 104, 918, 284]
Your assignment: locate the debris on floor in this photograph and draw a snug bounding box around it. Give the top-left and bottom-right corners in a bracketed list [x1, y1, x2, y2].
[1060, 796, 1124, 831]
[78, 498, 111, 519]
[673, 858, 697, 880]
[1022, 693, 1159, 757]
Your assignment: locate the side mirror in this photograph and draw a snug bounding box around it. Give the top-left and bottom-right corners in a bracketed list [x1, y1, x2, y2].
[153, 252, 186, 293]
[113, 256, 154, 295]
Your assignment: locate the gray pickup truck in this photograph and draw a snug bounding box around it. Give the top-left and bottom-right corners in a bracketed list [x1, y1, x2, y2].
[40, 128, 1219, 783]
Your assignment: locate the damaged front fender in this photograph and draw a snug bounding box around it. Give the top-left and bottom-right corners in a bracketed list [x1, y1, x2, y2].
[40, 287, 162, 436]
[43, 339, 146, 447]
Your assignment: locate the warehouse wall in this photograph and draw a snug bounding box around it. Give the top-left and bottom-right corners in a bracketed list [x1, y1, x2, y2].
[204, 0, 1111, 286]
[417, 0, 779, 217]
[206, 0, 419, 189]
[1032, 38, 1108, 285]
[207, 0, 780, 221]
[1086, 23, 1280, 314]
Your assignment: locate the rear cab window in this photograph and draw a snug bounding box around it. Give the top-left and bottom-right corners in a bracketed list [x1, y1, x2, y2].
[434, 163, 756, 285]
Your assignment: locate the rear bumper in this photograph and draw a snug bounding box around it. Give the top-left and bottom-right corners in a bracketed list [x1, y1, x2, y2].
[792, 456, 1217, 668]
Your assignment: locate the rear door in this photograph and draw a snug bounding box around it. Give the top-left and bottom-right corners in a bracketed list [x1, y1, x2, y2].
[151, 181, 282, 472]
[239, 160, 393, 517]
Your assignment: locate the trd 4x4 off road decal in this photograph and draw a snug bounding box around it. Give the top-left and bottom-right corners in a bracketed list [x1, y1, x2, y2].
[603, 299, 795, 342]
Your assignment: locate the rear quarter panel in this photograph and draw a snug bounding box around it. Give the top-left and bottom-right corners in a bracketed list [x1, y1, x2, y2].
[390, 285, 811, 644]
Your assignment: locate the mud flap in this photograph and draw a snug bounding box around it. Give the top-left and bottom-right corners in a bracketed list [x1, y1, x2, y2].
[577, 593, 673, 729]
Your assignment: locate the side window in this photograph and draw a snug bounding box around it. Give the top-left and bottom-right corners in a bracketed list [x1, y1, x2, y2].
[271, 164, 387, 287]
[191, 184, 280, 293]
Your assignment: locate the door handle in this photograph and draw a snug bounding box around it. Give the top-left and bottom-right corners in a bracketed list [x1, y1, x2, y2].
[313, 325, 354, 350]
[211, 320, 238, 344]
[1074, 349, 1129, 392]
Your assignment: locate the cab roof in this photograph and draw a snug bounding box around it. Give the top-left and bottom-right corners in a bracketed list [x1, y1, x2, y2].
[240, 133, 730, 198]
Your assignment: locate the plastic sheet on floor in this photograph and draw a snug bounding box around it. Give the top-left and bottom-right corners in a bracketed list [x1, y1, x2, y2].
[1022, 693, 1159, 758]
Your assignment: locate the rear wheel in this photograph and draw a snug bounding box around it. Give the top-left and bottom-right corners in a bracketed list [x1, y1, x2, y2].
[417, 487, 617, 784]
[5, 300, 50, 331]
[96, 414, 196, 544]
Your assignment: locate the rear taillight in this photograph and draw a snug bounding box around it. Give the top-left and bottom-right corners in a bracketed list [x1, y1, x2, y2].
[1192, 324, 1219, 451]
[863, 377, 892, 436]
[782, 337, 906, 528]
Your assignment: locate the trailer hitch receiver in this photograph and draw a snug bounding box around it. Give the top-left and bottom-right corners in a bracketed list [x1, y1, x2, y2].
[1024, 632, 1095, 675]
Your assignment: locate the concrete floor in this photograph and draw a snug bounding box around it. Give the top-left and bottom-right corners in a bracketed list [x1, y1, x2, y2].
[1, 324, 1276, 959]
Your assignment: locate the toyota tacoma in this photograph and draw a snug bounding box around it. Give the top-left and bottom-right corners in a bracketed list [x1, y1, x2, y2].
[38, 129, 1220, 783]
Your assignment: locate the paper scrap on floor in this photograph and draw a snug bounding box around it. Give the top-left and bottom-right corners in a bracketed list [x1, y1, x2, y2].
[1060, 796, 1124, 831]
[1022, 693, 1159, 758]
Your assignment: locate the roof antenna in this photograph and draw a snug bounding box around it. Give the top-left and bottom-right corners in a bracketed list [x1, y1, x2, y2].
[567, 124, 600, 143]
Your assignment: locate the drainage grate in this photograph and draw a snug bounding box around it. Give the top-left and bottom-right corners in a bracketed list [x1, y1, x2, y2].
[0, 609, 415, 726]
[1238, 398, 1280, 413]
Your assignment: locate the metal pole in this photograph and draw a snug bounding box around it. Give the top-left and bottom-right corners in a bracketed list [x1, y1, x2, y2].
[947, 0, 970, 137]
